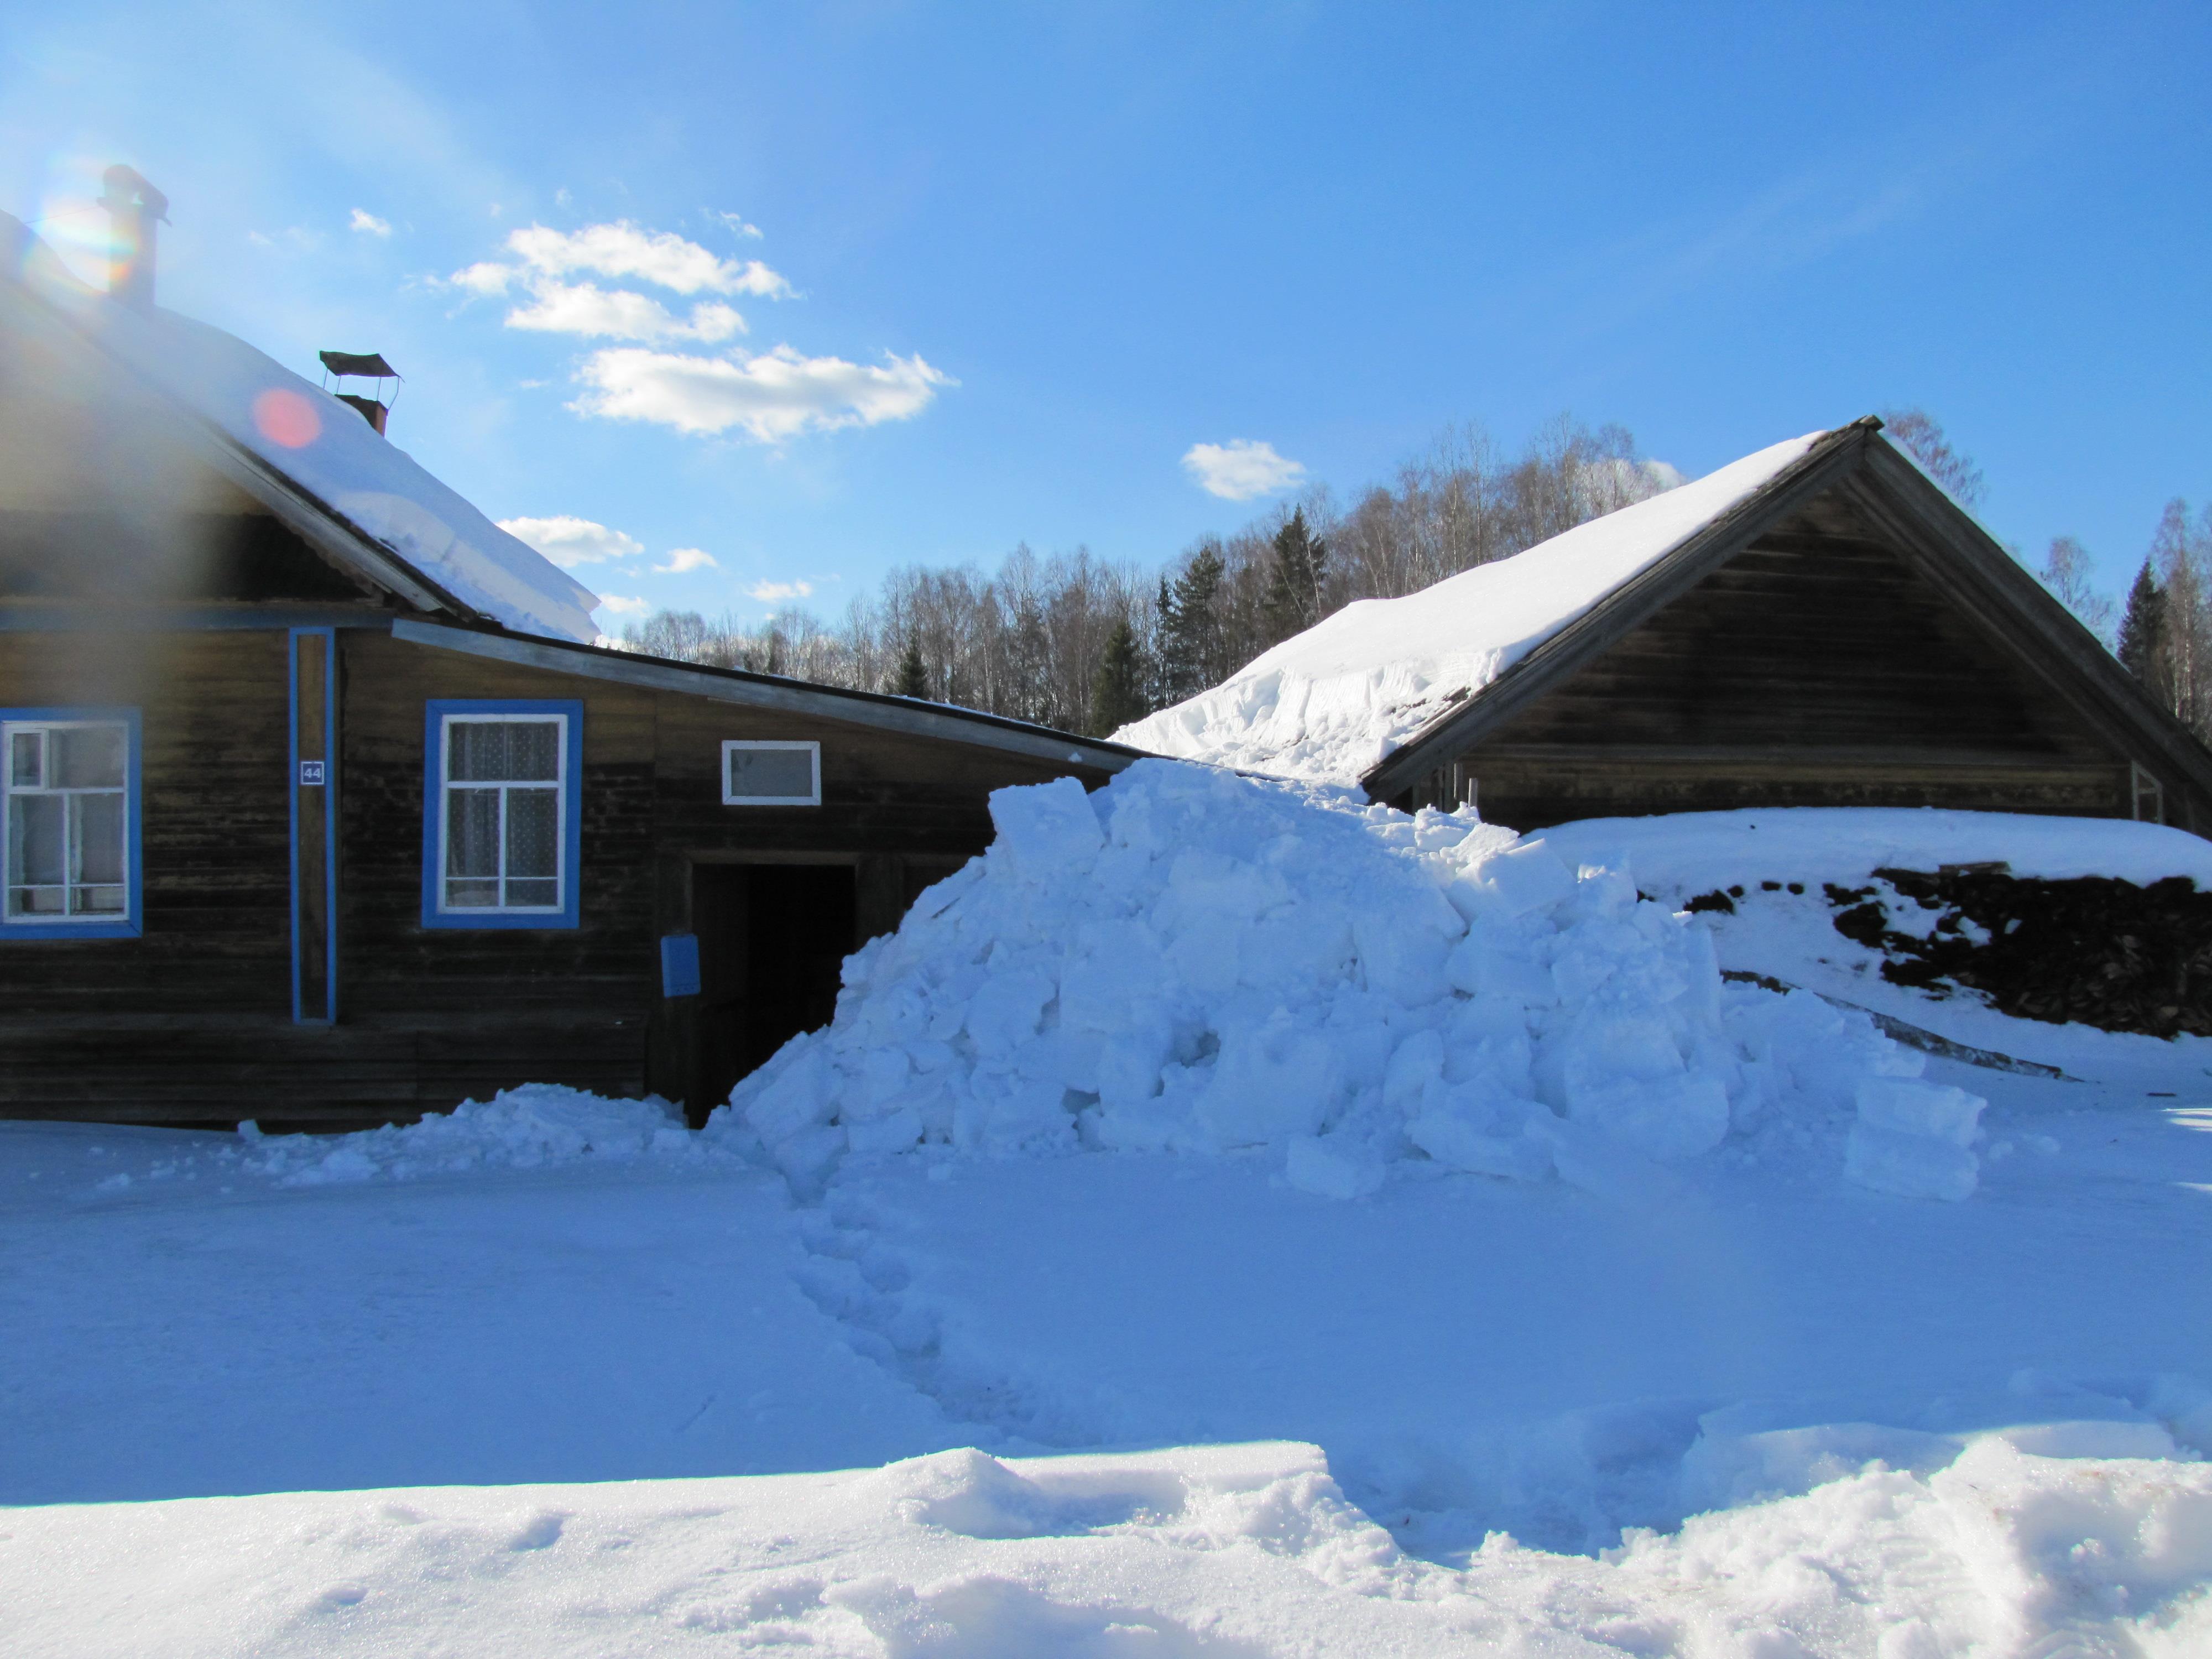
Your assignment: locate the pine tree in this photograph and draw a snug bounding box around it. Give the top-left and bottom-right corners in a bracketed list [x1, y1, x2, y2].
[1088, 619, 1150, 736]
[1262, 509, 1328, 644]
[1159, 547, 1226, 701]
[890, 639, 930, 700]
[2117, 559, 2168, 693]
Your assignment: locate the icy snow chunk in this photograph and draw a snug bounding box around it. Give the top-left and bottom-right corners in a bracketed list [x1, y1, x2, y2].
[987, 778, 1103, 879]
[1844, 1078, 1986, 1201]
[1285, 1135, 1385, 1200]
[1854, 1078, 1986, 1148]
[962, 969, 1057, 1058]
[1845, 1126, 1980, 1202]
[1464, 838, 1577, 919]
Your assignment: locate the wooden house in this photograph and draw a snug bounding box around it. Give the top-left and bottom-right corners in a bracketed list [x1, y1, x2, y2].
[1361, 420, 2212, 831]
[0, 201, 1134, 1130]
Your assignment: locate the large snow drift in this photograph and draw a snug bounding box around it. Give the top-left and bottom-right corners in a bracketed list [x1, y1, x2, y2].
[1113, 431, 1825, 783]
[724, 761, 1981, 1204]
[4, 212, 601, 643]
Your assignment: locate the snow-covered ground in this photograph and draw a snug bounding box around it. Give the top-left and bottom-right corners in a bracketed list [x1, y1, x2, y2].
[1113, 432, 1823, 784]
[6, 774, 2211, 1655]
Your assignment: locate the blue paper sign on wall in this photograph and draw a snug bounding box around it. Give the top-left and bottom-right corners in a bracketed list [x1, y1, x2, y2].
[660, 933, 701, 999]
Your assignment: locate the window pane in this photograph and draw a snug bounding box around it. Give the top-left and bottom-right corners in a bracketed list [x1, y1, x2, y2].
[445, 877, 499, 908]
[728, 747, 816, 800]
[446, 787, 501, 880]
[53, 725, 126, 790]
[73, 884, 125, 915]
[504, 877, 557, 909]
[10, 794, 64, 887]
[9, 886, 62, 916]
[447, 721, 508, 783]
[505, 787, 559, 880]
[507, 722, 559, 782]
[448, 719, 559, 783]
[73, 792, 125, 886]
[10, 731, 41, 789]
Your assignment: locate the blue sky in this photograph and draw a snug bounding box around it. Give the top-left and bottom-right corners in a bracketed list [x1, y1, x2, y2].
[5, 3, 2208, 632]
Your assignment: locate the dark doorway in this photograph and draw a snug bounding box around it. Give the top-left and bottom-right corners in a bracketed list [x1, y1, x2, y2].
[690, 862, 858, 1121]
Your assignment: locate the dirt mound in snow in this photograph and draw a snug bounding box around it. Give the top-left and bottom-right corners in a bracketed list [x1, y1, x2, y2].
[1824, 868, 2212, 1039]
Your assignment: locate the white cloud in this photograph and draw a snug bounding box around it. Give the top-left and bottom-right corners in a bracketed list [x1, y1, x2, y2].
[656, 547, 719, 575]
[595, 594, 651, 617]
[449, 259, 514, 295]
[745, 578, 815, 602]
[1181, 439, 1307, 502]
[495, 514, 645, 569]
[715, 210, 764, 240]
[571, 345, 953, 442]
[349, 208, 392, 237]
[505, 281, 745, 343]
[467, 221, 790, 297]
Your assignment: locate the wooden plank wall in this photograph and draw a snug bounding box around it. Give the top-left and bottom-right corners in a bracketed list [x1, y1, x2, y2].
[1452, 523, 2139, 830]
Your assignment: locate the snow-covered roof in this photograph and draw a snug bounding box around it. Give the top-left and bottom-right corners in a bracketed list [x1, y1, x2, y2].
[2, 212, 601, 643]
[1113, 431, 1830, 784]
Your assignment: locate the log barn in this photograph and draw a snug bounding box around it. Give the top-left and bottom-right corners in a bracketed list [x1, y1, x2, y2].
[0, 198, 1133, 1130]
[1364, 419, 2212, 831]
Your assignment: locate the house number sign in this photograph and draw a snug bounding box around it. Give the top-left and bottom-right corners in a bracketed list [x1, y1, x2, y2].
[298, 759, 326, 786]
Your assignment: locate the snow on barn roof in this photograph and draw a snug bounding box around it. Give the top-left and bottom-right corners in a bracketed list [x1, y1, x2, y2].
[1113, 430, 1830, 785]
[2, 212, 601, 643]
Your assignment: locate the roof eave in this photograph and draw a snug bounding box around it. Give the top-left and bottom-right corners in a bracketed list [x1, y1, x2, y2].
[389, 617, 1147, 773]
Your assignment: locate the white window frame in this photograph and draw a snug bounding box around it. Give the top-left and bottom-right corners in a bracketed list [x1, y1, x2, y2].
[435, 710, 570, 917]
[2132, 763, 2165, 826]
[2, 712, 138, 935]
[722, 739, 822, 807]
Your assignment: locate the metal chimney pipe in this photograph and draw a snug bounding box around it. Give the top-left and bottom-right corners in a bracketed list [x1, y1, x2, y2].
[100, 165, 170, 310]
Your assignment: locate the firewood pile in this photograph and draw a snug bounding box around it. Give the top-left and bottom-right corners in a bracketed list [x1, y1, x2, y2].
[1823, 868, 2212, 1039]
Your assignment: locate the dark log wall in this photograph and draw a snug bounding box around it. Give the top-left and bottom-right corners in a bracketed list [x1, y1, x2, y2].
[0, 629, 298, 1116]
[0, 623, 1112, 1126]
[1454, 502, 2141, 831]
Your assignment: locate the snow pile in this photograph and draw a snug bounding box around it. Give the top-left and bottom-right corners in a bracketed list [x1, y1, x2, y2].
[9, 1434, 2211, 1657]
[4, 211, 601, 642]
[237, 1086, 705, 1186]
[722, 761, 1975, 1201]
[1112, 430, 1827, 784]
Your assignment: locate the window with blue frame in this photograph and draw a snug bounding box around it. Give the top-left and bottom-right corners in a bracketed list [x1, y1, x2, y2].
[1, 708, 142, 940]
[421, 700, 582, 929]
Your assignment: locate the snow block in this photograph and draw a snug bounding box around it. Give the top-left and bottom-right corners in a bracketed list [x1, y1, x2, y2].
[1844, 1123, 1979, 1202]
[1853, 1078, 1986, 1148]
[988, 778, 1104, 879]
[1285, 1135, 1385, 1199]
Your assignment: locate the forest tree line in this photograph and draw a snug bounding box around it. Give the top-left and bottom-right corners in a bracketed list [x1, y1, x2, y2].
[616, 411, 2212, 747]
[619, 416, 1684, 736]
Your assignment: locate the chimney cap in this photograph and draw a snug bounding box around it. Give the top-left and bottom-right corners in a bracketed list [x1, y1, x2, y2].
[319, 349, 399, 380]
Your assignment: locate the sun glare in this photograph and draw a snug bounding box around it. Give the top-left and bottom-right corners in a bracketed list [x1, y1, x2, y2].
[251, 387, 321, 449]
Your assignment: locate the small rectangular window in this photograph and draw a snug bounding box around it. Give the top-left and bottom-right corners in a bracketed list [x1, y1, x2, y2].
[1, 709, 141, 939]
[422, 701, 582, 930]
[723, 740, 821, 806]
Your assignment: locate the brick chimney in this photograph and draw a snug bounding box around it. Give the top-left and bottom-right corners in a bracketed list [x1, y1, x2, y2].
[100, 165, 169, 310]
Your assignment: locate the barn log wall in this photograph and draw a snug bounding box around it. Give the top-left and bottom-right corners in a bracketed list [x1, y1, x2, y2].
[1449, 513, 2142, 831]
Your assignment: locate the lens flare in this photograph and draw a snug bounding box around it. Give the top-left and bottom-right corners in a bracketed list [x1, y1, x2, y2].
[252, 388, 321, 449]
